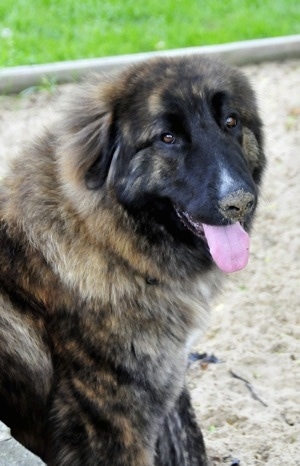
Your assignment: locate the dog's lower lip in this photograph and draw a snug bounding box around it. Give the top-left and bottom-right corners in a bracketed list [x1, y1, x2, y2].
[174, 206, 206, 239]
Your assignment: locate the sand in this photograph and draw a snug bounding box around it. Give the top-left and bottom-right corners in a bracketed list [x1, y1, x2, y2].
[0, 59, 299, 466]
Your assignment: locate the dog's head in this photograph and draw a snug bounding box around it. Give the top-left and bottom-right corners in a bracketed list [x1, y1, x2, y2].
[58, 56, 265, 273]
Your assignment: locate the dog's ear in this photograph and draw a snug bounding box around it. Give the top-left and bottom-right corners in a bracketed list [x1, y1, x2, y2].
[84, 114, 117, 190]
[57, 79, 117, 191]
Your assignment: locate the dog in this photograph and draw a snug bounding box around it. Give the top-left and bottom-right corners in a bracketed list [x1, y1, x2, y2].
[0, 55, 265, 465]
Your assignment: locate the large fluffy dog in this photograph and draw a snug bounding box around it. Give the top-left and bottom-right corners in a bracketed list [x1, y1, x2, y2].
[0, 56, 265, 465]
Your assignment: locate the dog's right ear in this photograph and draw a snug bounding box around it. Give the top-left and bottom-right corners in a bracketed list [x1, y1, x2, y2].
[57, 79, 117, 192]
[83, 114, 117, 190]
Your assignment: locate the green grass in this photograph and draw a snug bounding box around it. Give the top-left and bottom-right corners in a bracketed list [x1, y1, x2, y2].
[1, 0, 299, 67]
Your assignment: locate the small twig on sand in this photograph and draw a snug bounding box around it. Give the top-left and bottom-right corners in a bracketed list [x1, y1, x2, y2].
[230, 370, 268, 407]
[189, 352, 224, 364]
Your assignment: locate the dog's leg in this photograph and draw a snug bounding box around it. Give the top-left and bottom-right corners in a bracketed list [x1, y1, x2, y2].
[0, 294, 52, 459]
[155, 387, 208, 466]
[45, 375, 161, 466]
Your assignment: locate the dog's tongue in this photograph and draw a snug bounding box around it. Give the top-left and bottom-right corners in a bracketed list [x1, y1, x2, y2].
[202, 222, 250, 273]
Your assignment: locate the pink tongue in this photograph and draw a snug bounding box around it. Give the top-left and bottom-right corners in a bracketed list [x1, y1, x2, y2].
[202, 222, 250, 273]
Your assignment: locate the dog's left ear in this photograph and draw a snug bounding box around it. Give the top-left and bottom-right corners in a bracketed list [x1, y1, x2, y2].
[57, 81, 117, 191]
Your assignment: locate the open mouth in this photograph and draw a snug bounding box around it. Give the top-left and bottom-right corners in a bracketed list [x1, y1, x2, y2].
[174, 205, 250, 274]
[174, 207, 206, 241]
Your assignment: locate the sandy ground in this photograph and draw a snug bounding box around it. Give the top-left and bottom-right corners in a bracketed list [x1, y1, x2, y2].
[0, 59, 299, 466]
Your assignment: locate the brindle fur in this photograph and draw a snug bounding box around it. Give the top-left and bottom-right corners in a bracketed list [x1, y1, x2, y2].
[0, 56, 265, 465]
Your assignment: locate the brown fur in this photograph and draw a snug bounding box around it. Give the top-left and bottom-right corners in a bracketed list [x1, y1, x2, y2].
[0, 55, 265, 465]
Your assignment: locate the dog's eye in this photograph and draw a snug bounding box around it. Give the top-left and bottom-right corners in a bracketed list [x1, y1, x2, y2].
[161, 133, 176, 144]
[225, 116, 238, 128]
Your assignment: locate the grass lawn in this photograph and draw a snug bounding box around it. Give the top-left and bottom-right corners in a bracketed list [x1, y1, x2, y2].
[1, 0, 300, 67]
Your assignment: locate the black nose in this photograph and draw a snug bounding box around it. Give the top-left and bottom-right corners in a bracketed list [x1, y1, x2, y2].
[219, 190, 255, 222]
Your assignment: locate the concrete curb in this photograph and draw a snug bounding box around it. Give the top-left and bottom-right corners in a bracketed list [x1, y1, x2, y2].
[1, 35, 300, 93]
[0, 422, 45, 465]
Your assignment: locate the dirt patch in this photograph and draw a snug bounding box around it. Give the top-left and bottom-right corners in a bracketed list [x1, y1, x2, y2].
[0, 59, 299, 465]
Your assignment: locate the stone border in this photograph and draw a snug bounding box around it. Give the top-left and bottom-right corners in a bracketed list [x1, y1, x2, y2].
[0, 422, 45, 465]
[1, 34, 300, 93]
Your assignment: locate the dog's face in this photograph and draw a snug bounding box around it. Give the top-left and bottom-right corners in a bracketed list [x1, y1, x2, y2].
[61, 56, 265, 273]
